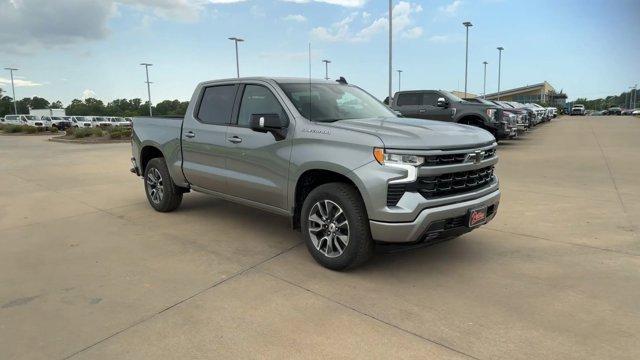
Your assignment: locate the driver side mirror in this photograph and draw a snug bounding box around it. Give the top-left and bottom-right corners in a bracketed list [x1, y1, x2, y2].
[437, 97, 448, 108]
[250, 114, 289, 140]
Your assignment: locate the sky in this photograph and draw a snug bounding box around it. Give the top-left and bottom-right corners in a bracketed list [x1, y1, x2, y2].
[1, 0, 639, 104]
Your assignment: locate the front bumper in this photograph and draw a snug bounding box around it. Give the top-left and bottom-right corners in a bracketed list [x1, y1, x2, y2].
[369, 189, 500, 243]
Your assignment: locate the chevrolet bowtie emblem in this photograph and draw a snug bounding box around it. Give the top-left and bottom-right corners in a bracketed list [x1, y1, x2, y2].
[466, 150, 485, 164]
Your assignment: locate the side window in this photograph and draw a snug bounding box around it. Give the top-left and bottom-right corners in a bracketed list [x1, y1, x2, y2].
[396, 93, 423, 106]
[197, 85, 236, 125]
[237, 85, 287, 127]
[423, 92, 440, 106]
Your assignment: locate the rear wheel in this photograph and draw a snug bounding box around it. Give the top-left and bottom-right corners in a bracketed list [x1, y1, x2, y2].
[301, 183, 373, 270]
[144, 158, 183, 212]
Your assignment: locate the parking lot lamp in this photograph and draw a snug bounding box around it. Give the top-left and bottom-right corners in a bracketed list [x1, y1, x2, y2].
[482, 61, 488, 98]
[388, 0, 393, 106]
[140, 63, 153, 117]
[4, 67, 18, 114]
[463, 22, 473, 99]
[228, 37, 244, 78]
[497, 47, 504, 100]
[397, 69, 402, 91]
[322, 59, 331, 80]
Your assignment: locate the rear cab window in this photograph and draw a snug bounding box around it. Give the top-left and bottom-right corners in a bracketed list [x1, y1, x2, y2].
[196, 85, 237, 125]
[396, 93, 423, 106]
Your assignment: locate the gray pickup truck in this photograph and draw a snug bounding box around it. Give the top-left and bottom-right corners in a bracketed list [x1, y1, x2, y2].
[131, 77, 500, 270]
[391, 90, 513, 140]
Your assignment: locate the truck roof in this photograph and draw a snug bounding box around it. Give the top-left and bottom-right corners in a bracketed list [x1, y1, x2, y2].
[198, 77, 340, 86]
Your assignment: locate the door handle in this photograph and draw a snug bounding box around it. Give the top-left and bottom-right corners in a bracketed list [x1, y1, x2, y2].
[227, 136, 242, 144]
[184, 131, 195, 138]
[419, 109, 426, 113]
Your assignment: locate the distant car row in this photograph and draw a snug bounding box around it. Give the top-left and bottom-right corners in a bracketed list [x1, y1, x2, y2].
[570, 104, 640, 116]
[1, 115, 132, 130]
[390, 89, 556, 141]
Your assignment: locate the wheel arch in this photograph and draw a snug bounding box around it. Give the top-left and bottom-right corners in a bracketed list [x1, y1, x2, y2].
[139, 145, 164, 174]
[291, 168, 364, 230]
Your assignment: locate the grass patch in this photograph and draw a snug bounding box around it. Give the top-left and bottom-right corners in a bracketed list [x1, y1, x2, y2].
[108, 127, 132, 139]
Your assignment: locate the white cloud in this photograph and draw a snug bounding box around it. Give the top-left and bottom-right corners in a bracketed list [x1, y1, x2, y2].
[311, 1, 423, 42]
[250, 4, 266, 18]
[403, 26, 423, 39]
[281, 0, 367, 7]
[0, 77, 43, 88]
[0, 0, 244, 54]
[428, 35, 452, 44]
[439, 0, 462, 15]
[82, 89, 97, 99]
[283, 14, 307, 22]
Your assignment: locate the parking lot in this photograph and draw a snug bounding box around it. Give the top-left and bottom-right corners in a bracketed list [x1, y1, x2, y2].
[1, 115, 639, 359]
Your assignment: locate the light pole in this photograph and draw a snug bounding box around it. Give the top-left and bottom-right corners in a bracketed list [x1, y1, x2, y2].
[482, 61, 488, 98]
[463, 21, 473, 99]
[397, 70, 403, 91]
[4, 67, 18, 114]
[140, 63, 153, 117]
[497, 47, 504, 100]
[388, 0, 393, 106]
[228, 37, 244, 78]
[322, 59, 331, 80]
[634, 84, 638, 109]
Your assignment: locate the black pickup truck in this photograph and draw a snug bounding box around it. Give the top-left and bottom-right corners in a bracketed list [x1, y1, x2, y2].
[391, 90, 513, 140]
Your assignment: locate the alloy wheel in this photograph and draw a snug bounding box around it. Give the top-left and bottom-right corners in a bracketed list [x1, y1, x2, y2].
[308, 200, 350, 258]
[146, 168, 164, 204]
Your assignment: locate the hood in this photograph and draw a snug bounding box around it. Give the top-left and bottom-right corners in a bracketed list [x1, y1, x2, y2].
[323, 117, 495, 150]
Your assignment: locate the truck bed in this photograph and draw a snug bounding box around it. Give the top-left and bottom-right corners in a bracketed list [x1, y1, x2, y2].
[132, 116, 186, 186]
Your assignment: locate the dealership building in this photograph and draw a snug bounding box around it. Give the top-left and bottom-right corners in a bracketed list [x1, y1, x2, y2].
[483, 81, 567, 107]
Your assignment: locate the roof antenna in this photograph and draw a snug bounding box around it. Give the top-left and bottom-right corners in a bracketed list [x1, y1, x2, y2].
[308, 42, 312, 121]
[336, 76, 348, 85]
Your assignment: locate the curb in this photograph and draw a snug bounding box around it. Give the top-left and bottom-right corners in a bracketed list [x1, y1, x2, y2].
[48, 136, 131, 144]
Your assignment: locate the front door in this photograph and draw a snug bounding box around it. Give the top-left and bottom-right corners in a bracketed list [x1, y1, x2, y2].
[225, 83, 292, 210]
[419, 91, 454, 121]
[181, 83, 238, 193]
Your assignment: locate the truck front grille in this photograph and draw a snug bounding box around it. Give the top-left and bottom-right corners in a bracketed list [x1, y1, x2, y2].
[417, 166, 494, 199]
[386, 165, 495, 206]
[423, 148, 496, 166]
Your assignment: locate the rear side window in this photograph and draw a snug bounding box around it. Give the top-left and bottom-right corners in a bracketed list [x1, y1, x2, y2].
[396, 93, 423, 106]
[197, 85, 236, 125]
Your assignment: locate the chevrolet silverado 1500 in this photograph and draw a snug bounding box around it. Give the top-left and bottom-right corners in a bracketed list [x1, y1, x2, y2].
[131, 77, 500, 270]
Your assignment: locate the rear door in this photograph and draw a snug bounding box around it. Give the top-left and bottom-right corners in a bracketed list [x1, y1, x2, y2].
[224, 82, 293, 210]
[181, 83, 238, 193]
[394, 92, 423, 118]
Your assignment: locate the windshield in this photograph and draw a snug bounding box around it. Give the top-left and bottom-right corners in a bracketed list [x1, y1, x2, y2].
[52, 117, 63, 120]
[75, 117, 85, 121]
[279, 83, 395, 122]
[25, 116, 37, 120]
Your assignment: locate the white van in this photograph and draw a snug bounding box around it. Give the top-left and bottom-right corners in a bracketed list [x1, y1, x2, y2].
[2, 115, 46, 127]
[70, 116, 94, 128]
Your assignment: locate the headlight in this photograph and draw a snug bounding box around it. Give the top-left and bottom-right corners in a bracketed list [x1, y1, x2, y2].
[486, 108, 497, 118]
[373, 148, 424, 166]
[373, 148, 423, 184]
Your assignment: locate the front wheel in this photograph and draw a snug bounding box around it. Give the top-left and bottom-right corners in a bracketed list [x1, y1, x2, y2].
[144, 158, 183, 212]
[301, 183, 373, 270]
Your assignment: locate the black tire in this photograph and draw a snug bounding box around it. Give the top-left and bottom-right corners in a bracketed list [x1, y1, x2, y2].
[144, 157, 183, 212]
[301, 182, 373, 270]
